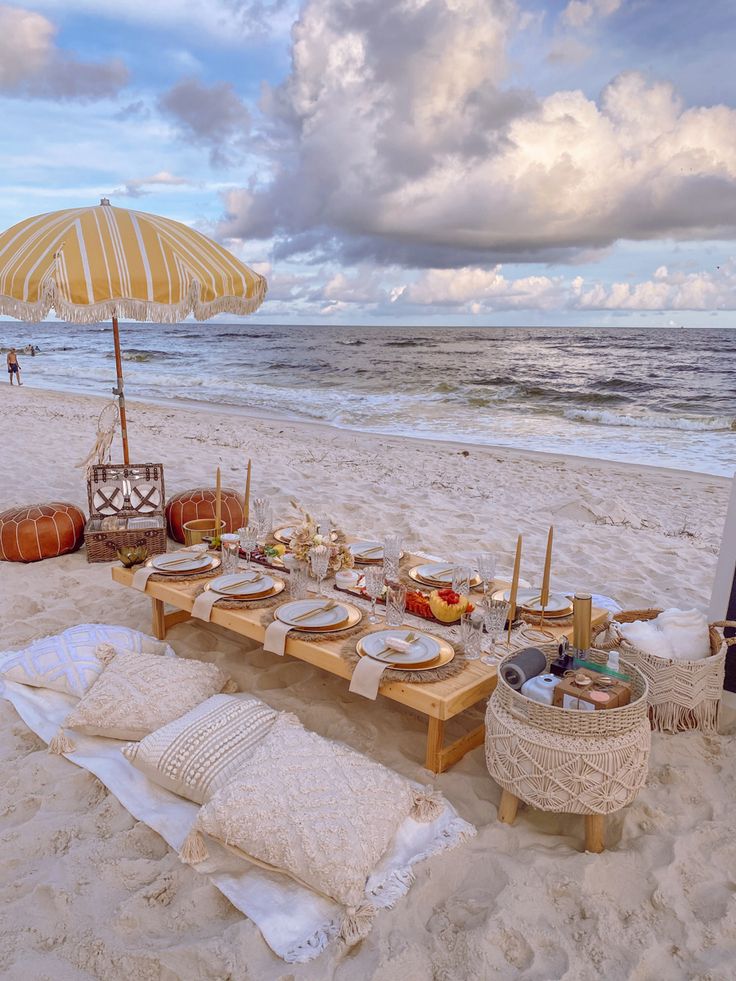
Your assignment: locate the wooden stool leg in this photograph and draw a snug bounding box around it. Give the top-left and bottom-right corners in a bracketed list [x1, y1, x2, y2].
[498, 789, 519, 825]
[584, 814, 605, 853]
[152, 598, 166, 640]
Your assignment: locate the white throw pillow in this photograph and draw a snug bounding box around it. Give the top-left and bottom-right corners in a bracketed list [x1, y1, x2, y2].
[122, 694, 277, 804]
[0, 624, 175, 697]
[61, 649, 235, 741]
[186, 714, 441, 907]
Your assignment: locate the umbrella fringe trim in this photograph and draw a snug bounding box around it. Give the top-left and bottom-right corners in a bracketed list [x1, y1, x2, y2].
[0, 275, 267, 324]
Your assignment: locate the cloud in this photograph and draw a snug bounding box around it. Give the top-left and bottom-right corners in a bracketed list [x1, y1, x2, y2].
[271, 257, 736, 317]
[158, 78, 251, 167]
[219, 0, 736, 270]
[573, 259, 736, 310]
[561, 0, 622, 30]
[113, 171, 195, 198]
[390, 266, 563, 312]
[0, 3, 127, 100]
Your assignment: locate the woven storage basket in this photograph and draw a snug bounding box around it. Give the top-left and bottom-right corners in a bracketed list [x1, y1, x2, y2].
[485, 648, 651, 816]
[593, 611, 735, 734]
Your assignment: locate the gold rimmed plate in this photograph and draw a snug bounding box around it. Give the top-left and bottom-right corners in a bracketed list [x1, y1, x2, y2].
[273, 525, 338, 545]
[409, 563, 483, 589]
[205, 577, 285, 601]
[491, 587, 572, 618]
[349, 541, 406, 565]
[356, 629, 455, 671]
[147, 553, 221, 575]
[274, 599, 363, 633]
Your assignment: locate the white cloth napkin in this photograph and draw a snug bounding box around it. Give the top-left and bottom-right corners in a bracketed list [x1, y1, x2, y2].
[263, 619, 292, 656]
[349, 655, 391, 700]
[191, 590, 220, 622]
[132, 565, 157, 592]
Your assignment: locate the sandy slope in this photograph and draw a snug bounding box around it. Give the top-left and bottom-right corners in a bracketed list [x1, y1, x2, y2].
[0, 384, 734, 981]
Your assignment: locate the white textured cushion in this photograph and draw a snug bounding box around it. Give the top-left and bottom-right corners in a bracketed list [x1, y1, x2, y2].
[122, 694, 277, 803]
[0, 624, 174, 697]
[195, 714, 418, 906]
[63, 650, 233, 741]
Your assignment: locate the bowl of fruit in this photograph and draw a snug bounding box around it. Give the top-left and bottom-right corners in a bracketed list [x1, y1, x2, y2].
[428, 588, 473, 624]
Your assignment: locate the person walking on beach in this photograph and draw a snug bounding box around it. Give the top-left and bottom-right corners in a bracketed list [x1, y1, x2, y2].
[6, 348, 22, 385]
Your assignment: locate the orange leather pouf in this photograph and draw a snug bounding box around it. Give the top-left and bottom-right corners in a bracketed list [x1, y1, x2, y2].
[0, 502, 86, 562]
[165, 488, 244, 544]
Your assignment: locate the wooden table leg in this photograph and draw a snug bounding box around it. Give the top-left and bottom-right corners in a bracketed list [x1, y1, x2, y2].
[425, 717, 445, 773]
[151, 598, 166, 640]
[584, 814, 605, 853]
[498, 789, 519, 825]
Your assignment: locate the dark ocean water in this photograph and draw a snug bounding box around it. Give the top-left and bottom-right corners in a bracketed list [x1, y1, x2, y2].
[2, 322, 734, 475]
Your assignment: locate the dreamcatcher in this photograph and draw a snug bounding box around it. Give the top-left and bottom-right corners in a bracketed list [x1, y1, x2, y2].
[76, 401, 120, 471]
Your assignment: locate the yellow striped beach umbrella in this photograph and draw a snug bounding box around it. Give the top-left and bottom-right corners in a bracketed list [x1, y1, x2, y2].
[0, 199, 267, 462]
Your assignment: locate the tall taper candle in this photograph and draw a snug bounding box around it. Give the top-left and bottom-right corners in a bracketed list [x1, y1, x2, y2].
[507, 534, 522, 644]
[215, 467, 222, 537]
[540, 525, 554, 610]
[243, 458, 252, 527]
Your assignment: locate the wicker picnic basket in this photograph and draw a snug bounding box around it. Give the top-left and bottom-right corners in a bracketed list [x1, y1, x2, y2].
[84, 463, 167, 563]
[593, 610, 734, 734]
[485, 647, 651, 816]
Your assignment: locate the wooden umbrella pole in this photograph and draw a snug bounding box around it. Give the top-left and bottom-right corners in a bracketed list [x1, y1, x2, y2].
[111, 316, 130, 465]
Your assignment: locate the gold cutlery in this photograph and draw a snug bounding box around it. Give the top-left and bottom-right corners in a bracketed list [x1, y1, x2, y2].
[157, 554, 205, 568]
[356, 544, 383, 557]
[291, 600, 338, 623]
[219, 573, 264, 592]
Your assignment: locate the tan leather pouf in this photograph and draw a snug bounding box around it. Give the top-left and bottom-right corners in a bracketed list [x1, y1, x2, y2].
[165, 488, 244, 544]
[0, 502, 86, 562]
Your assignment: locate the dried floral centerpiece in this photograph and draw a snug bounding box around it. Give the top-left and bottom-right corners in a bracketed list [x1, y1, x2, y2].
[287, 501, 354, 572]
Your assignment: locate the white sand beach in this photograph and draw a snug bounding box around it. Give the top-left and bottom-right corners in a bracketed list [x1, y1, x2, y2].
[1, 384, 734, 980]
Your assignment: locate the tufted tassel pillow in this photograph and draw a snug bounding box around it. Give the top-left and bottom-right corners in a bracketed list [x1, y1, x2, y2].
[122, 694, 278, 804]
[51, 647, 237, 749]
[180, 713, 443, 908]
[0, 624, 175, 698]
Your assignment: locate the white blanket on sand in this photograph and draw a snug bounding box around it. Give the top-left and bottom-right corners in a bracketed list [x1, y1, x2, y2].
[1, 679, 473, 963]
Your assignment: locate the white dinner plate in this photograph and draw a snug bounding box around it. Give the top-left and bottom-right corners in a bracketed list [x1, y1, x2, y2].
[276, 599, 349, 629]
[494, 587, 571, 615]
[151, 552, 211, 574]
[349, 540, 384, 561]
[360, 629, 440, 665]
[273, 525, 337, 545]
[209, 572, 275, 597]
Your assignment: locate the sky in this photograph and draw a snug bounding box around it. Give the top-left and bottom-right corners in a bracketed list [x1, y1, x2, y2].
[1, 0, 736, 327]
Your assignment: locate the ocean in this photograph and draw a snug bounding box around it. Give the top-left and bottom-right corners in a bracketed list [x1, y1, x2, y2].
[2, 322, 734, 476]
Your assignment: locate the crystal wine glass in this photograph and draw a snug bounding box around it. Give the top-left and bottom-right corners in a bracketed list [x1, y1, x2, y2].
[238, 525, 258, 569]
[477, 551, 497, 601]
[309, 546, 330, 597]
[481, 599, 509, 666]
[364, 566, 385, 623]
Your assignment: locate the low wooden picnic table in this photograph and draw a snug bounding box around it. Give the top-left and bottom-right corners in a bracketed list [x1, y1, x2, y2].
[111, 560, 608, 773]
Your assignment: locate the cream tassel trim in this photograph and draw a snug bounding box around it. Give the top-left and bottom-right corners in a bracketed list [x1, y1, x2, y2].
[221, 678, 239, 694]
[339, 903, 376, 946]
[179, 829, 209, 865]
[95, 643, 119, 666]
[411, 788, 444, 822]
[0, 275, 267, 326]
[49, 729, 75, 754]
